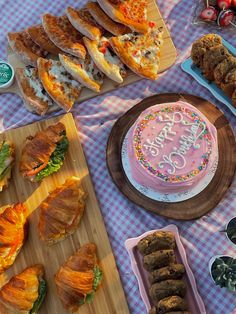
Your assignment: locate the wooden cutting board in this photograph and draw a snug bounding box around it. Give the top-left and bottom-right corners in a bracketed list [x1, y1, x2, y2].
[0, 113, 130, 314]
[0, 0, 177, 111]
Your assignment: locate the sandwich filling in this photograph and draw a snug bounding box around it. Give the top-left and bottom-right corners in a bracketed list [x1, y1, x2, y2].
[0, 141, 14, 191]
[34, 131, 69, 182]
[29, 279, 47, 314]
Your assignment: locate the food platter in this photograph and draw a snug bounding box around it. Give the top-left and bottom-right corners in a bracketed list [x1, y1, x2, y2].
[0, 113, 130, 314]
[0, 0, 177, 112]
[106, 93, 236, 220]
[125, 225, 206, 314]
[181, 38, 236, 116]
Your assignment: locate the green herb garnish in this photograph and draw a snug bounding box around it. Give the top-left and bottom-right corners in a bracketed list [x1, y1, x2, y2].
[35, 134, 69, 182]
[0, 142, 10, 180]
[93, 266, 103, 291]
[211, 257, 236, 292]
[29, 279, 47, 314]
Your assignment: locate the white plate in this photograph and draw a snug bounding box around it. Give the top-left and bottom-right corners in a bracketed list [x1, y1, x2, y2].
[181, 39, 236, 116]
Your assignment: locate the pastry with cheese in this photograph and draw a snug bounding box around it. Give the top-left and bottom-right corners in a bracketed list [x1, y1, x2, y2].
[42, 14, 86, 59]
[37, 58, 82, 111]
[84, 36, 126, 83]
[7, 31, 48, 66]
[16, 67, 58, 116]
[109, 27, 163, 80]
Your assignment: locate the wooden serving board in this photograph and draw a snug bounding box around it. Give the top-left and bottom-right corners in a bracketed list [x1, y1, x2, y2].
[0, 0, 176, 111]
[106, 93, 236, 220]
[0, 113, 130, 314]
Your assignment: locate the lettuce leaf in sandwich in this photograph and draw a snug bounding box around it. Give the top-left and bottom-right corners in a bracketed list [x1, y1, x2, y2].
[0, 141, 15, 191]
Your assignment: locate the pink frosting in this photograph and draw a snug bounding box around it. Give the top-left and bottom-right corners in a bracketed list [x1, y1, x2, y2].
[127, 101, 218, 193]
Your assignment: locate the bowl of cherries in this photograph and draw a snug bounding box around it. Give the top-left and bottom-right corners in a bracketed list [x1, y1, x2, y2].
[200, 0, 236, 27]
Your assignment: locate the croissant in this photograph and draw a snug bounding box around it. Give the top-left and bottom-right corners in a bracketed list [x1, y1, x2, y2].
[0, 264, 46, 313]
[0, 203, 28, 273]
[38, 176, 87, 245]
[20, 122, 68, 182]
[55, 243, 102, 312]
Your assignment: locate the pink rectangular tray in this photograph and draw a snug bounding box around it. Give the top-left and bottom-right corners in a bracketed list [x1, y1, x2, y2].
[124, 224, 206, 314]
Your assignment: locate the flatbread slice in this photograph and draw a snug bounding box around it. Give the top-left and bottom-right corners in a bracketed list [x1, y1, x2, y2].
[109, 28, 164, 80]
[83, 36, 126, 83]
[86, 2, 130, 36]
[27, 24, 62, 55]
[42, 14, 86, 59]
[16, 67, 58, 116]
[37, 58, 82, 112]
[66, 6, 103, 41]
[97, 0, 148, 33]
[7, 31, 48, 66]
[59, 54, 103, 93]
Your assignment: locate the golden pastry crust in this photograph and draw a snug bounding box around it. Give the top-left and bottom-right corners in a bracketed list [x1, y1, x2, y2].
[66, 7, 103, 41]
[0, 264, 45, 313]
[59, 54, 103, 93]
[20, 122, 65, 181]
[7, 31, 47, 66]
[86, 2, 130, 36]
[42, 14, 86, 59]
[109, 29, 163, 80]
[38, 176, 87, 245]
[15, 68, 57, 116]
[0, 141, 15, 192]
[37, 58, 82, 112]
[27, 24, 61, 55]
[83, 36, 124, 83]
[0, 203, 28, 273]
[97, 0, 148, 33]
[55, 243, 102, 312]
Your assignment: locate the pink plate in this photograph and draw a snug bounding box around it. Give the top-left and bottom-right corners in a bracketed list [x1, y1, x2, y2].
[124, 224, 206, 314]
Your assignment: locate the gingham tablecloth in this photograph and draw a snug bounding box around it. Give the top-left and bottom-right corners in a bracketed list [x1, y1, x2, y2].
[0, 0, 236, 313]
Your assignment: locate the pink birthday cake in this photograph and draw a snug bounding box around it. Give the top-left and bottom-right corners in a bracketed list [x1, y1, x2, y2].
[127, 101, 218, 193]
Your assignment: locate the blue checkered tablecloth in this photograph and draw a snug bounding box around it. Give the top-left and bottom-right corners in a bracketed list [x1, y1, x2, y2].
[0, 0, 236, 313]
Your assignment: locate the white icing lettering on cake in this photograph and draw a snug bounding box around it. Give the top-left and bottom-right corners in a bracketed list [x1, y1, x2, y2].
[158, 153, 186, 174]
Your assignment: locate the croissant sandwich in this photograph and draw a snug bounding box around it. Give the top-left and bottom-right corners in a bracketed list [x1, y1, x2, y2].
[38, 176, 87, 245]
[0, 203, 28, 273]
[0, 140, 15, 192]
[55, 243, 102, 312]
[20, 122, 69, 182]
[0, 264, 46, 313]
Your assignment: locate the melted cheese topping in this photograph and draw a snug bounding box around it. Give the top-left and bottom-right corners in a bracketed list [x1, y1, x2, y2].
[25, 68, 53, 104]
[120, 28, 163, 68]
[117, 0, 148, 23]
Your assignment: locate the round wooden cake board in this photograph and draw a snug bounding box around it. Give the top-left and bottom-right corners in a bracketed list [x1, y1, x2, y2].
[106, 93, 236, 220]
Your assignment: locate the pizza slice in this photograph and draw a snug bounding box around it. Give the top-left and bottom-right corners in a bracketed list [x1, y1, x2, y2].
[7, 31, 48, 66]
[59, 54, 104, 93]
[42, 14, 86, 59]
[27, 24, 62, 55]
[97, 0, 148, 33]
[109, 27, 164, 80]
[66, 6, 103, 41]
[37, 58, 82, 111]
[16, 67, 58, 116]
[86, 2, 130, 36]
[38, 177, 87, 245]
[83, 36, 126, 83]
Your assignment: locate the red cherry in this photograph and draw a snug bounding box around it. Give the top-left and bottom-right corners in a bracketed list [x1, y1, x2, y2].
[217, 9, 234, 26]
[231, 0, 236, 7]
[200, 6, 218, 21]
[217, 0, 232, 9]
